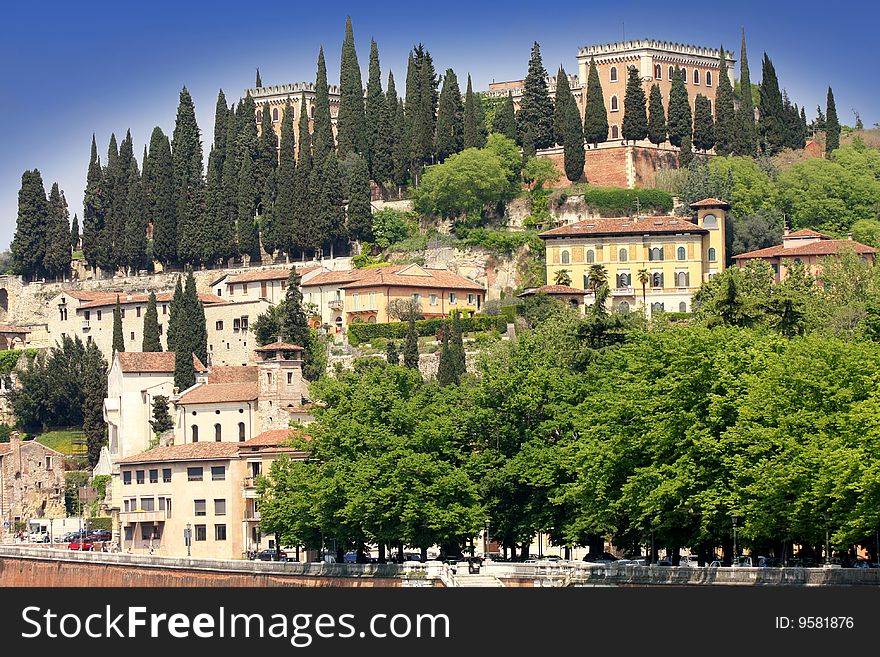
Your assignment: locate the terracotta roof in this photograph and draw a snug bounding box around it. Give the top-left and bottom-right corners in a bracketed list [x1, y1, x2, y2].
[118, 442, 241, 464]
[0, 325, 31, 333]
[63, 291, 118, 302]
[785, 229, 830, 239]
[207, 366, 258, 384]
[337, 265, 484, 291]
[225, 266, 319, 284]
[240, 429, 300, 447]
[539, 216, 707, 238]
[689, 198, 730, 209]
[0, 443, 11, 457]
[78, 292, 224, 310]
[254, 342, 304, 352]
[302, 270, 363, 287]
[734, 239, 877, 260]
[519, 284, 585, 297]
[176, 382, 259, 405]
[117, 352, 207, 373]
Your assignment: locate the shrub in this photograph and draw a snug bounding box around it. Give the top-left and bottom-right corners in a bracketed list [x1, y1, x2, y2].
[581, 187, 674, 215]
[348, 316, 501, 346]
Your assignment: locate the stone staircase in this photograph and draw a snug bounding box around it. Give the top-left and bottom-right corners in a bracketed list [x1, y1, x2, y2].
[451, 572, 504, 587]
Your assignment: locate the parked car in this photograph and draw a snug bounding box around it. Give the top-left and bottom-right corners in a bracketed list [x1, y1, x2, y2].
[29, 531, 50, 543]
[68, 540, 95, 551]
[87, 530, 111, 542]
[653, 558, 673, 566]
[583, 552, 619, 563]
[851, 559, 876, 569]
[257, 549, 288, 562]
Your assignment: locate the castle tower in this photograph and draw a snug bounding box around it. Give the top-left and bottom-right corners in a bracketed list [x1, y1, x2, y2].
[254, 342, 307, 432]
[689, 198, 730, 282]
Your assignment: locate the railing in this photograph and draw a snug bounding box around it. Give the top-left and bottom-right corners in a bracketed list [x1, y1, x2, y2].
[612, 287, 635, 296]
[119, 510, 167, 523]
[328, 299, 344, 310]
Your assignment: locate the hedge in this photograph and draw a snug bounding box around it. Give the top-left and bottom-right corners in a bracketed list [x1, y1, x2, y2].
[556, 187, 674, 216]
[348, 315, 506, 346]
[0, 348, 37, 376]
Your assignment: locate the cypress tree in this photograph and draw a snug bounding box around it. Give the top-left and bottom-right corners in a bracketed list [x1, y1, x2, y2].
[825, 86, 840, 156]
[815, 105, 826, 132]
[166, 276, 184, 353]
[714, 46, 735, 155]
[553, 67, 573, 146]
[437, 327, 455, 386]
[679, 134, 694, 167]
[82, 341, 108, 467]
[583, 57, 608, 145]
[110, 131, 135, 270]
[145, 128, 175, 267]
[313, 47, 334, 167]
[142, 291, 161, 352]
[403, 50, 420, 170]
[449, 310, 466, 379]
[82, 136, 105, 272]
[782, 94, 804, 150]
[100, 134, 120, 272]
[801, 106, 809, 144]
[693, 95, 716, 152]
[184, 270, 207, 366]
[364, 39, 384, 177]
[43, 182, 71, 280]
[280, 267, 311, 350]
[71, 213, 80, 252]
[757, 53, 785, 155]
[203, 148, 229, 264]
[219, 110, 241, 264]
[647, 83, 667, 146]
[733, 29, 757, 157]
[213, 90, 228, 172]
[293, 95, 313, 252]
[473, 91, 487, 143]
[346, 153, 373, 242]
[516, 42, 554, 149]
[493, 92, 517, 140]
[255, 68, 262, 88]
[318, 150, 345, 250]
[259, 164, 277, 257]
[372, 71, 397, 187]
[667, 68, 692, 148]
[236, 154, 260, 262]
[112, 297, 125, 354]
[123, 166, 148, 272]
[257, 103, 278, 198]
[622, 65, 648, 142]
[236, 92, 259, 165]
[385, 340, 399, 365]
[275, 98, 296, 257]
[563, 92, 585, 183]
[463, 74, 486, 149]
[392, 97, 409, 188]
[405, 45, 438, 178]
[174, 346, 196, 392]
[11, 169, 48, 281]
[435, 68, 464, 161]
[172, 87, 206, 265]
[337, 16, 367, 158]
[403, 317, 419, 369]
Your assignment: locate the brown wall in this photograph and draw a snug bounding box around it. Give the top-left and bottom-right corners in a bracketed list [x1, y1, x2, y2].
[538, 144, 678, 189]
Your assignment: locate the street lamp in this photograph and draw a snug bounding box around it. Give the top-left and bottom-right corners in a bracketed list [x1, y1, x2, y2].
[731, 515, 738, 565]
[185, 523, 192, 557]
[824, 512, 830, 565]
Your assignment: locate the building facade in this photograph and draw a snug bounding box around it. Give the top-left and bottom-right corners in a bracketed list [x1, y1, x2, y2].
[0, 432, 66, 534]
[245, 83, 340, 158]
[539, 199, 728, 315]
[733, 229, 877, 281]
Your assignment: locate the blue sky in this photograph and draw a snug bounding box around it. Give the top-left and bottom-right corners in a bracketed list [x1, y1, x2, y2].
[1, 0, 877, 250]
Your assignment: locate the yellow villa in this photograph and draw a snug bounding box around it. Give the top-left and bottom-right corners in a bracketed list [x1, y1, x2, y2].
[539, 198, 728, 315]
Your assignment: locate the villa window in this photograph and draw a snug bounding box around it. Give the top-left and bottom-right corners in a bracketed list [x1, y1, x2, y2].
[611, 125, 619, 139]
[651, 272, 664, 288]
[561, 250, 570, 264]
[693, 69, 700, 85]
[681, 68, 687, 83]
[649, 247, 664, 261]
[679, 302, 688, 313]
[675, 271, 690, 287]
[706, 71, 713, 87]
[586, 250, 595, 264]
[610, 66, 618, 82]
[212, 466, 225, 481]
[214, 423, 222, 442]
[708, 247, 717, 262]
[610, 95, 619, 112]
[677, 246, 686, 261]
[238, 422, 246, 442]
[449, 293, 457, 303]
[619, 248, 628, 262]
[194, 499, 206, 517]
[187, 467, 203, 482]
[123, 471, 131, 485]
[214, 499, 226, 516]
[191, 425, 199, 443]
[272, 107, 279, 122]
[215, 524, 227, 541]
[616, 273, 631, 287]
[149, 469, 158, 484]
[668, 65, 675, 80]
[651, 302, 665, 313]
[195, 525, 206, 541]
[162, 468, 171, 483]
[136, 470, 144, 484]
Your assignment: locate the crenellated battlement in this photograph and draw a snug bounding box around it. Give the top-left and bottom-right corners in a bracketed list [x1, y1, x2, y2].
[579, 39, 735, 62]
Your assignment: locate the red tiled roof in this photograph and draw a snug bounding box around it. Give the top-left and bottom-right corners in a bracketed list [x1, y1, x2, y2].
[539, 216, 707, 238]
[240, 429, 304, 447]
[337, 265, 484, 291]
[254, 342, 304, 352]
[176, 382, 259, 405]
[786, 229, 830, 239]
[225, 266, 319, 284]
[78, 292, 224, 310]
[519, 284, 584, 296]
[117, 352, 207, 373]
[0, 325, 31, 333]
[0, 443, 11, 457]
[302, 270, 363, 287]
[689, 198, 730, 209]
[207, 366, 258, 384]
[64, 291, 117, 302]
[734, 239, 877, 259]
[118, 442, 240, 464]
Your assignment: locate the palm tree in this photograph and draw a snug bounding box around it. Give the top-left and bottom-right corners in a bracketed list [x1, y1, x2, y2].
[637, 269, 649, 308]
[554, 269, 572, 286]
[587, 264, 608, 292]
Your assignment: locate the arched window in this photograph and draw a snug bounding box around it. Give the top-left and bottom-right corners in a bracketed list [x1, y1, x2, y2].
[618, 301, 630, 314]
[679, 302, 688, 313]
[708, 247, 717, 262]
[214, 424, 222, 442]
[610, 66, 618, 82]
[654, 64, 662, 79]
[706, 71, 713, 87]
[707, 99, 712, 115]
[693, 69, 700, 85]
[586, 250, 595, 263]
[610, 95, 619, 111]
[191, 425, 199, 443]
[649, 247, 664, 261]
[238, 422, 246, 442]
[703, 214, 718, 229]
[651, 272, 664, 288]
[266, 372, 273, 384]
[668, 65, 675, 80]
[677, 246, 686, 261]
[561, 250, 570, 264]
[256, 110, 261, 123]
[619, 248, 628, 262]
[272, 107, 279, 122]
[616, 272, 631, 287]
[675, 271, 689, 287]
[310, 104, 315, 118]
[651, 302, 665, 313]
[681, 68, 687, 83]
[611, 125, 620, 139]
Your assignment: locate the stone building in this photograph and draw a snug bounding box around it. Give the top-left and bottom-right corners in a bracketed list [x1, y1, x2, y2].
[245, 83, 340, 158]
[0, 432, 66, 532]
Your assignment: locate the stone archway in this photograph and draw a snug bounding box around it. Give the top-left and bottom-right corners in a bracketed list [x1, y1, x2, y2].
[0, 288, 7, 318]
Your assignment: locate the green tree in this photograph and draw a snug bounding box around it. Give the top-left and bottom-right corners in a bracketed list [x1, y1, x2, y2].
[413, 147, 512, 219]
[346, 153, 373, 242]
[825, 87, 840, 156]
[212, 89, 229, 171]
[714, 46, 736, 156]
[255, 68, 262, 88]
[517, 42, 555, 149]
[336, 17, 367, 158]
[11, 169, 48, 281]
[372, 71, 397, 188]
[112, 297, 124, 354]
[522, 155, 561, 191]
[435, 69, 464, 161]
[82, 340, 108, 467]
[174, 345, 196, 391]
[463, 74, 486, 149]
[82, 136, 105, 271]
[150, 395, 173, 434]
[693, 94, 716, 152]
[622, 66, 648, 142]
[236, 154, 260, 263]
[757, 53, 785, 155]
[43, 182, 71, 280]
[553, 67, 573, 146]
[313, 47, 335, 167]
[172, 87, 206, 265]
[562, 94, 585, 183]
[293, 95, 313, 250]
[166, 276, 184, 353]
[71, 213, 79, 252]
[733, 29, 757, 156]
[123, 166, 148, 272]
[385, 340, 399, 365]
[449, 310, 466, 379]
[647, 83, 667, 146]
[142, 291, 161, 352]
[364, 39, 384, 177]
[404, 317, 419, 369]
[437, 328, 456, 386]
[583, 57, 608, 145]
[144, 127, 176, 267]
[492, 92, 517, 141]
[667, 67, 692, 148]
[204, 147, 233, 264]
[274, 98, 296, 257]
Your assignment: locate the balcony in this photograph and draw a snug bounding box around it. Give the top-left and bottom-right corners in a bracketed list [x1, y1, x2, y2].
[81, 320, 90, 331]
[244, 510, 261, 522]
[612, 287, 635, 296]
[328, 299, 344, 311]
[120, 510, 167, 523]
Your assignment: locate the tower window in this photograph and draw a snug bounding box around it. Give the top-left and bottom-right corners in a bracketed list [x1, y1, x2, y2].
[708, 247, 717, 262]
[610, 66, 618, 83]
[610, 95, 619, 112]
[654, 64, 662, 79]
[272, 107, 279, 122]
[611, 125, 619, 139]
[706, 71, 713, 87]
[693, 69, 700, 85]
[238, 422, 246, 442]
[668, 65, 675, 80]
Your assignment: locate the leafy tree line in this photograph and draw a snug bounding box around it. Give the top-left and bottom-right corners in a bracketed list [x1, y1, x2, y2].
[11, 171, 74, 281]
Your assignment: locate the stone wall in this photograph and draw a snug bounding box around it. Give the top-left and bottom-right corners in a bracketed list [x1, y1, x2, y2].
[537, 144, 681, 189]
[328, 351, 480, 380]
[0, 434, 66, 525]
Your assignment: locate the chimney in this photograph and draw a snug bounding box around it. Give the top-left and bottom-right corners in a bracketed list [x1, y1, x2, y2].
[847, 233, 853, 241]
[9, 430, 21, 451]
[783, 227, 790, 237]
